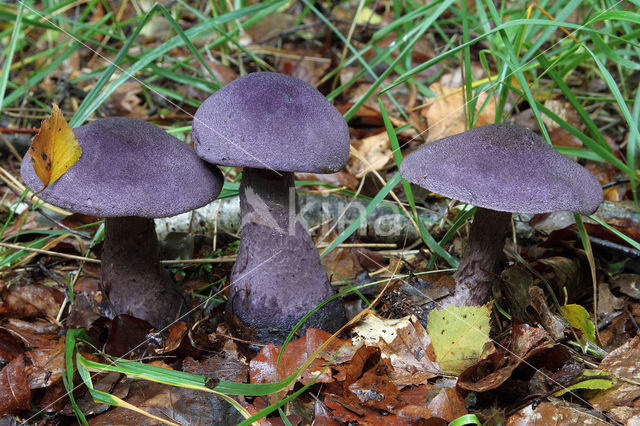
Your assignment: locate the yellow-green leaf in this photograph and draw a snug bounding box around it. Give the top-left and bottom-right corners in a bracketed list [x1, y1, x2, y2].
[554, 370, 615, 396]
[427, 304, 492, 374]
[561, 303, 596, 343]
[28, 104, 82, 189]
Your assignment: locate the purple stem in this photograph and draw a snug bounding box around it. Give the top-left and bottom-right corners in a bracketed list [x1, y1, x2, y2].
[227, 167, 345, 343]
[102, 216, 183, 328]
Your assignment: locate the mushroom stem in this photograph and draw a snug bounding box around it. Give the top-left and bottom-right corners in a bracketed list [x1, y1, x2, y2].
[102, 216, 183, 328]
[446, 207, 512, 306]
[228, 167, 345, 343]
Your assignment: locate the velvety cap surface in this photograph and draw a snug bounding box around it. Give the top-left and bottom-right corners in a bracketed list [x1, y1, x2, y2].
[400, 124, 603, 215]
[21, 117, 223, 218]
[193, 72, 349, 173]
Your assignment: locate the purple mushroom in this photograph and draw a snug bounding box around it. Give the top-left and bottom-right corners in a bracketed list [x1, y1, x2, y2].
[193, 72, 349, 342]
[400, 124, 603, 306]
[21, 117, 223, 328]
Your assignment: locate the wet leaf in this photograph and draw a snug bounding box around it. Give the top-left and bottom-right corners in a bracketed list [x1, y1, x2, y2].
[0, 355, 31, 416]
[24, 337, 65, 388]
[0, 328, 23, 363]
[0, 283, 65, 318]
[427, 305, 492, 374]
[28, 104, 82, 189]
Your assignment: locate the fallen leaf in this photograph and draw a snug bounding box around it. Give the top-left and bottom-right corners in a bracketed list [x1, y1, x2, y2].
[427, 304, 492, 374]
[0, 283, 65, 318]
[250, 329, 356, 400]
[553, 369, 615, 396]
[425, 386, 467, 423]
[0, 329, 23, 364]
[352, 313, 440, 385]
[457, 323, 555, 392]
[597, 282, 624, 321]
[24, 337, 65, 388]
[0, 355, 31, 416]
[528, 286, 566, 340]
[598, 335, 640, 381]
[155, 321, 187, 354]
[182, 355, 248, 384]
[28, 104, 82, 189]
[611, 273, 640, 300]
[1, 319, 61, 349]
[347, 356, 402, 411]
[507, 401, 610, 425]
[347, 132, 393, 178]
[422, 82, 496, 142]
[589, 382, 640, 424]
[598, 304, 640, 348]
[88, 379, 245, 425]
[561, 304, 596, 343]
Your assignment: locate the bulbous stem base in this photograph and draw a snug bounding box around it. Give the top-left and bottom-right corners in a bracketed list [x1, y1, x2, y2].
[227, 168, 346, 343]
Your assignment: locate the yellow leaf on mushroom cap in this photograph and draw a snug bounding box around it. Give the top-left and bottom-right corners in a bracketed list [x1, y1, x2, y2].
[28, 104, 82, 189]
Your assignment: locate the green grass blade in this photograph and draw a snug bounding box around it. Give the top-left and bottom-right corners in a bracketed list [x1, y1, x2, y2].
[378, 98, 458, 267]
[64, 329, 92, 426]
[0, 2, 23, 117]
[589, 215, 640, 251]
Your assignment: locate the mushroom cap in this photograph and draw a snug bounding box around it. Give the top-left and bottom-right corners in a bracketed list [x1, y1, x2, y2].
[21, 117, 223, 218]
[192, 72, 350, 173]
[400, 124, 603, 215]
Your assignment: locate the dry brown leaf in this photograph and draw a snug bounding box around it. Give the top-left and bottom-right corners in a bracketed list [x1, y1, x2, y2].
[155, 321, 187, 355]
[250, 329, 357, 400]
[0, 283, 65, 319]
[598, 335, 640, 381]
[422, 83, 496, 142]
[347, 132, 393, 178]
[589, 382, 640, 424]
[457, 323, 553, 392]
[508, 401, 610, 425]
[0, 354, 31, 416]
[352, 313, 440, 386]
[106, 81, 146, 118]
[28, 104, 82, 190]
[425, 386, 467, 423]
[24, 337, 65, 389]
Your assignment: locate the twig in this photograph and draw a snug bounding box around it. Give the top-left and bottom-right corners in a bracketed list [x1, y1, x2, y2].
[0, 127, 38, 134]
[0, 241, 100, 263]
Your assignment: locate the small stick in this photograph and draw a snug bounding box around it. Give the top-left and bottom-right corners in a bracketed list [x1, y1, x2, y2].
[0, 241, 100, 263]
[0, 127, 38, 134]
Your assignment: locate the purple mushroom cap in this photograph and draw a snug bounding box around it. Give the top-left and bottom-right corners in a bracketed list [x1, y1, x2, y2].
[400, 124, 603, 215]
[21, 117, 223, 217]
[192, 72, 350, 173]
